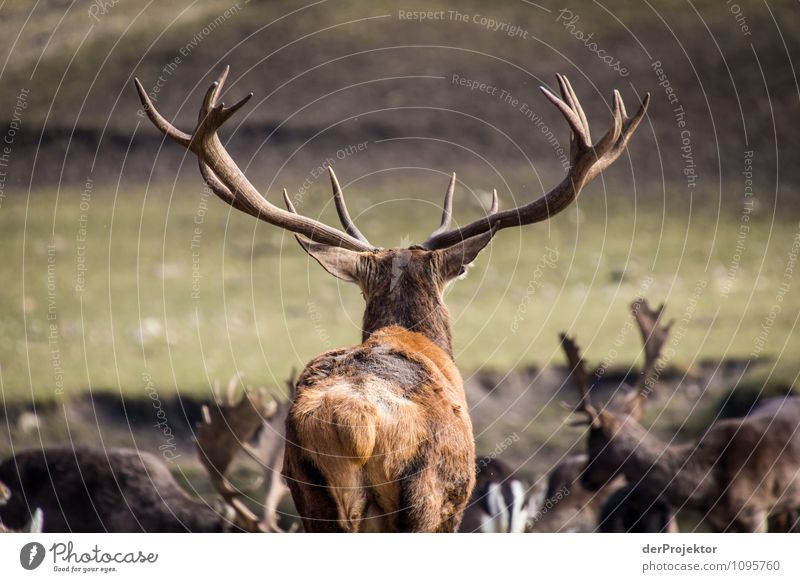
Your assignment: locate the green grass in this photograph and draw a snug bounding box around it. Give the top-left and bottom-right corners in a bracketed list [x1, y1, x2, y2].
[1, 179, 799, 403]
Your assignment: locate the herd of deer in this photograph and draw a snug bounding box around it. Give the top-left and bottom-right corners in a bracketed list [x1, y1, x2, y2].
[1, 68, 799, 533]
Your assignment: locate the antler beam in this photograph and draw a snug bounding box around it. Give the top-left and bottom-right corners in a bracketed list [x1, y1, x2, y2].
[422, 75, 649, 249]
[625, 298, 673, 419]
[560, 332, 598, 424]
[134, 67, 375, 251]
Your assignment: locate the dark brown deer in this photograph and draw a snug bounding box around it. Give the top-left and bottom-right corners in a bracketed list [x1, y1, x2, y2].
[0, 481, 42, 533]
[597, 482, 678, 532]
[528, 452, 614, 532]
[531, 299, 670, 532]
[134, 67, 648, 532]
[459, 457, 539, 532]
[564, 302, 800, 532]
[532, 301, 660, 532]
[0, 386, 272, 532]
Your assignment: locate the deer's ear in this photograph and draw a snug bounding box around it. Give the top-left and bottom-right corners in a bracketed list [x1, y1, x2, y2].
[295, 236, 361, 283]
[438, 230, 493, 281]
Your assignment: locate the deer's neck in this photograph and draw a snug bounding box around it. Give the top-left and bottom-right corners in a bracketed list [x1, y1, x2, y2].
[362, 299, 453, 356]
[613, 419, 711, 507]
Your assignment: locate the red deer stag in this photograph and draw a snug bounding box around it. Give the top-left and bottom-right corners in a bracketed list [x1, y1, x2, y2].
[532, 299, 671, 532]
[134, 67, 649, 532]
[0, 386, 271, 532]
[560, 299, 676, 533]
[564, 301, 800, 532]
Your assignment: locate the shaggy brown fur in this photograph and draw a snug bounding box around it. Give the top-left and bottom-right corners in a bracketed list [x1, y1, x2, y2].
[286, 328, 474, 532]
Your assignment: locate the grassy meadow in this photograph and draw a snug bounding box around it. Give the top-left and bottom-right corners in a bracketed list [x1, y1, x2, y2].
[1, 178, 798, 404]
[1, 0, 797, 405]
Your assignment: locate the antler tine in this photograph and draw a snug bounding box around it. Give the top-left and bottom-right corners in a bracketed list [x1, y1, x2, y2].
[540, 83, 591, 152]
[134, 67, 375, 251]
[134, 78, 192, 147]
[632, 299, 672, 366]
[559, 333, 597, 421]
[222, 494, 264, 532]
[592, 91, 624, 159]
[259, 387, 279, 418]
[422, 76, 649, 250]
[587, 92, 650, 183]
[424, 172, 457, 243]
[489, 189, 499, 215]
[625, 298, 673, 418]
[557, 74, 590, 145]
[282, 188, 298, 214]
[194, 67, 254, 142]
[553, 74, 592, 152]
[197, 442, 264, 532]
[226, 373, 239, 405]
[620, 93, 650, 143]
[327, 167, 371, 245]
[199, 67, 228, 124]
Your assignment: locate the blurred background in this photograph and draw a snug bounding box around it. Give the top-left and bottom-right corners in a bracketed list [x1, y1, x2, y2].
[0, 0, 798, 511]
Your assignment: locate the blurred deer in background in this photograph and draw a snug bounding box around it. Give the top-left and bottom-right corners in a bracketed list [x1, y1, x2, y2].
[246, 374, 295, 532]
[528, 452, 610, 532]
[200, 374, 296, 532]
[565, 301, 800, 532]
[0, 384, 273, 532]
[559, 299, 675, 533]
[135, 66, 649, 531]
[0, 480, 42, 533]
[531, 299, 671, 532]
[768, 508, 800, 533]
[597, 482, 678, 533]
[459, 457, 540, 532]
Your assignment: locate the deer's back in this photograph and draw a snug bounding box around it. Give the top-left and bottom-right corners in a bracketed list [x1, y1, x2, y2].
[293, 327, 466, 428]
[286, 327, 474, 530]
[700, 397, 800, 508]
[292, 328, 469, 462]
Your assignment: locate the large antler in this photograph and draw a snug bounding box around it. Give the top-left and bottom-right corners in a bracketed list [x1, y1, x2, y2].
[195, 375, 277, 532]
[422, 76, 649, 249]
[559, 333, 598, 426]
[624, 298, 673, 419]
[134, 67, 375, 251]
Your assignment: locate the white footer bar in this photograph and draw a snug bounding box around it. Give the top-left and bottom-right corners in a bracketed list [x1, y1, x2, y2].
[1, 534, 796, 581]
